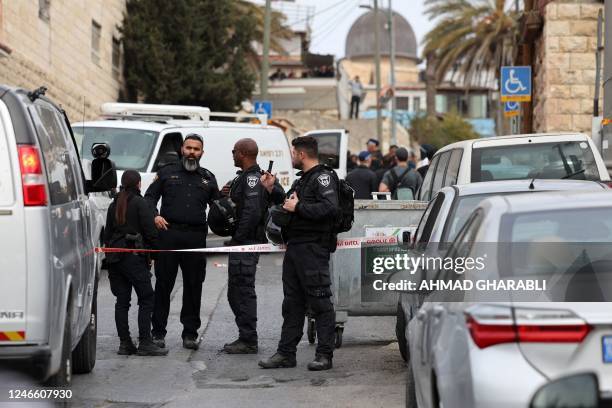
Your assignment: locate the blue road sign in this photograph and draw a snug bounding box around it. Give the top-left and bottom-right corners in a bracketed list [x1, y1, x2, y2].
[253, 100, 272, 118]
[500, 66, 531, 102]
[504, 101, 520, 117]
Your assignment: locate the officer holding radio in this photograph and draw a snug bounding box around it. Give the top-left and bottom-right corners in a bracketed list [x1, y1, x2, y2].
[216, 138, 285, 354]
[259, 136, 340, 371]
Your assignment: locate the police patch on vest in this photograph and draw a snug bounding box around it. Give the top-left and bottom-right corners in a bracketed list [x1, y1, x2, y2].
[317, 174, 331, 187]
[247, 175, 259, 188]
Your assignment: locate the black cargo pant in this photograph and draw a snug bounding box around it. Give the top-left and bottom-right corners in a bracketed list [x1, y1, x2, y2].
[108, 254, 154, 341]
[228, 251, 260, 345]
[152, 227, 207, 340]
[277, 241, 335, 358]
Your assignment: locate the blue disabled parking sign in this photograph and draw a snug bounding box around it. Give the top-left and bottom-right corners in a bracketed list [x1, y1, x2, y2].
[504, 101, 520, 118]
[253, 100, 272, 118]
[501, 66, 531, 102]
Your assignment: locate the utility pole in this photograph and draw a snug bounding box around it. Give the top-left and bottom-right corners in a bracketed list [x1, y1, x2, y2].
[260, 0, 272, 101]
[388, 0, 397, 146]
[602, 0, 612, 169]
[374, 0, 382, 142]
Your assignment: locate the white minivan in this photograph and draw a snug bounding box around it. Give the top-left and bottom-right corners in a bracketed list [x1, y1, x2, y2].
[73, 103, 296, 194]
[0, 86, 116, 385]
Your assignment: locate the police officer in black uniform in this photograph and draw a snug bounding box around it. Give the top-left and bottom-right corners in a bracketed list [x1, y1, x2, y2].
[259, 136, 339, 371]
[145, 134, 220, 350]
[222, 138, 285, 354]
[104, 170, 168, 356]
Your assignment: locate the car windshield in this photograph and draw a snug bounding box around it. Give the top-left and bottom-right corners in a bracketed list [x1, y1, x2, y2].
[471, 141, 600, 182]
[72, 126, 159, 171]
[500, 208, 612, 279]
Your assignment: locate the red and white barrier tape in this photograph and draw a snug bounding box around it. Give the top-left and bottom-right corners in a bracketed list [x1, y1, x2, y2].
[95, 236, 399, 254]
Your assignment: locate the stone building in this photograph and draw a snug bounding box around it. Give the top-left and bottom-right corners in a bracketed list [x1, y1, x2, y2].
[518, 0, 603, 134]
[0, 0, 126, 122]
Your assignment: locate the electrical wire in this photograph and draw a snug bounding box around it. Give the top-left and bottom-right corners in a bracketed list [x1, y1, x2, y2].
[271, 0, 353, 35]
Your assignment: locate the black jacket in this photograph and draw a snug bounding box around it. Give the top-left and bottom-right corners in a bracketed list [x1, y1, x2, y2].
[144, 162, 219, 226]
[283, 164, 339, 243]
[346, 165, 378, 199]
[104, 191, 159, 262]
[229, 164, 285, 244]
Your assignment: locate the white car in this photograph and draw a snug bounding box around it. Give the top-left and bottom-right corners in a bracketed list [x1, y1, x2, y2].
[407, 190, 612, 407]
[417, 133, 611, 201]
[394, 179, 607, 362]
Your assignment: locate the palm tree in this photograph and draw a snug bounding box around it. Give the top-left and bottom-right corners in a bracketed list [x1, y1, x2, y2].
[423, 0, 519, 87]
[234, 1, 293, 70]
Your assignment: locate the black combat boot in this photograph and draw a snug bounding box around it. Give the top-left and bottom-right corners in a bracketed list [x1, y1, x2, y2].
[258, 352, 297, 369]
[137, 338, 169, 356]
[117, 338, 137, 355]
[223, 339, 258, 354]
[307, 354, 332, 371]
[183, 336, 200, 350]
[152, 334, 165, 348]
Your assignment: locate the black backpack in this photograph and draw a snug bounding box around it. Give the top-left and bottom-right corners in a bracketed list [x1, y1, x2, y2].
[323, 165, 355, 234]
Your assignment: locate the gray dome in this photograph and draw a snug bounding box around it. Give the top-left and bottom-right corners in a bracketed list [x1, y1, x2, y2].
[345, 10, 418, 60]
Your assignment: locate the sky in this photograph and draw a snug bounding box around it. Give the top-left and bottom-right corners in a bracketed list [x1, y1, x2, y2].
[250, 0, 434, 59]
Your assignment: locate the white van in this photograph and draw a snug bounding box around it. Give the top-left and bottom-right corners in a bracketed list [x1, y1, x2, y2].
[73, 103, 295, 194]
[0, 86, 116, 385]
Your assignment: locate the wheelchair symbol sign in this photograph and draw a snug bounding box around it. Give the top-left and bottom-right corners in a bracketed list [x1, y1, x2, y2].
[501, 66, 531, 102]
[504, 101, 520, 118]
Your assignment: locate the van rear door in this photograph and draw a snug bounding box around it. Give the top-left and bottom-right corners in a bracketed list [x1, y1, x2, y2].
[304, 129, 348, 179]
[0, 102, 27, 343]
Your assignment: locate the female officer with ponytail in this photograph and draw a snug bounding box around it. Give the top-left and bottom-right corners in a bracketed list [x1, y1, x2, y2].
[104, 170, 168, 356]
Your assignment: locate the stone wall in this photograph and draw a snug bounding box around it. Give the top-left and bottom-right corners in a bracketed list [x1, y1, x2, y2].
[0, 0, 126, 122]
[534, 0, 602, 134]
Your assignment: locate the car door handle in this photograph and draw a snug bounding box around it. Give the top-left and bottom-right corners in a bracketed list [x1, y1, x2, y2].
[416, 310, 427, 321]
[433, 305, 444, 318]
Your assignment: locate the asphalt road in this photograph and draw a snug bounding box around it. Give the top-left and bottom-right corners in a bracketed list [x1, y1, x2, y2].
[70, 246, 407, 408]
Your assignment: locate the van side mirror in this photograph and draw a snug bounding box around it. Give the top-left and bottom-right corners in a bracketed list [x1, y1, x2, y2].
[86, 143, 117, 193]
[87, 157, 117, 193]
[530, 373, 599, 408]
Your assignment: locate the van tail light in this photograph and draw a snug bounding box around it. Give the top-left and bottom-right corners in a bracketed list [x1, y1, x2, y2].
[603, 181, 612, 188]
[17, 145, 47, 206]
[465, 305, 591, 349]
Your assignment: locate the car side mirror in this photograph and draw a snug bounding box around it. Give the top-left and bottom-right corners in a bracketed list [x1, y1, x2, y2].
[402, 231, 412, 244]
[530, 373, 599, 408]
[385, 248, 424, 293]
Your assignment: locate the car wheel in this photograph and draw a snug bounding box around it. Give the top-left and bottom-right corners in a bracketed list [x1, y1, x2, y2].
[72, 279, 97, 374]
[46, 304, 72, 387]
[406, 361, 417, 407]
[396, 303, 409, 362]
